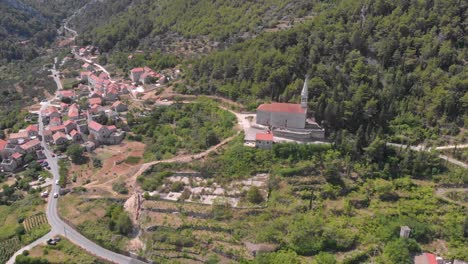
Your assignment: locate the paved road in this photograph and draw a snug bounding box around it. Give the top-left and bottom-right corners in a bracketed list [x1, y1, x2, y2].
[8, 91, 146, 264]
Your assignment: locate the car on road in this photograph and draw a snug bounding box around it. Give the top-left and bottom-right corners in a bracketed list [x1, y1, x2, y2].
[53, 193, 58, 198]
[162, 99, 169, 102]
[41, 161, 49, 167]
[55, 180, 59, 185]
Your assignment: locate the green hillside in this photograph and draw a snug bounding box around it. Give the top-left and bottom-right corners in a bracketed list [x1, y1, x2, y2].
[185, 0, 466, 145]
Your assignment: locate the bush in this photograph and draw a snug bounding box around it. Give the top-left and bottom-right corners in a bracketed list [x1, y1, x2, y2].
[246, 186, 264, 204]
[112, 182, 128, 194]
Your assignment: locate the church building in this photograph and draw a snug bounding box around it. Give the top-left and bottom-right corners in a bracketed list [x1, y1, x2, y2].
[256, 77, 309, 129]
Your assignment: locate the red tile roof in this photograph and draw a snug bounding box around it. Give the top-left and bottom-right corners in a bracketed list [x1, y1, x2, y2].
[9, 131, 29, 139]
[256, 133, 273, 141]
[112, 101, 124, 108]
[63, 120, 75, 127]
[59, 90, 75, 98]
[89, 97, 102, 105]
[88, 121, 104, 131]
[425, 253, 438, 264]
[0, 139, 7, 151]
[70, 129, 79, 137]
[20, 138, 41, 150]
[12, 152, 22, 160]
[52, 132, 67, 141]
[25, 124, 39, 132]
[257, 103, 306, 114]
[43, 129, 52, 136]
[50, 125, 66, 132]
[107, 125, 116, 131]
[131, 67, 144, 73]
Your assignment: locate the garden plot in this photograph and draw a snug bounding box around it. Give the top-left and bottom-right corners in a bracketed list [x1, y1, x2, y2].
[149, 173, 269, 207]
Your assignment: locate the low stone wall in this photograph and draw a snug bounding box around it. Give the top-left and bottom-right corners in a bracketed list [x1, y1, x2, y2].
[273, 128, 325, 141]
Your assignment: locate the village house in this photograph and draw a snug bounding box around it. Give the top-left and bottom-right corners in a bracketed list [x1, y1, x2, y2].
[1, 157, 18, 172]
[43, 129, 53, 143]
[130, 66, 163, 84]
[49, 116, 62, 127]
[70, 129, 82, 143]
[53, 132, 68, 145]
[80, 71, 91, 81]
[50, 125, 66, 134]
[255, 133, 274, 149]
[24, 124, 39, 138]
[4, 143, 23, 156]
[8, 131, 29, 144]
[68, 104, 81, 120]
[63, 120, 77, 134]
[88, 121, 125, 145]
[112, 101, 127, 112]
[89, 97, 102, 106]
[82, 62, 94, 72]
[40, 106, 60, 124]
[19, 139, 41, 154]
[104, 86, 119, 102]
[89, 104, 103, 115]
[60, 103, 69, 111]
[58, 90, 76, 100]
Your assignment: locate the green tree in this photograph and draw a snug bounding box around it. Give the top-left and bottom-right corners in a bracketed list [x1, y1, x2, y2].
[66, 144, 86, 164]
[246, 186, 264, 204]
[313, 252, 337, 264]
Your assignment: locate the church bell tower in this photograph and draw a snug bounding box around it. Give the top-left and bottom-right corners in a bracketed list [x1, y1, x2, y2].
[301, 75, 309, 109]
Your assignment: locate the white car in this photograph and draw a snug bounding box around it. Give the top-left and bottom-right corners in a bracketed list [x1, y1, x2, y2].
[53, 193, 58, 198]
[55, 180, 59, 185]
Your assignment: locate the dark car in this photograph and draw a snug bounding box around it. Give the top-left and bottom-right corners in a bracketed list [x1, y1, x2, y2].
[46, 239, 56, 245]
[46, 166, 51, 170]
[41, 162, 49, 167]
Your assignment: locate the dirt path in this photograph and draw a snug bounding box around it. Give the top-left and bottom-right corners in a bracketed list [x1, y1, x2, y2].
[435, 188, 467, 207]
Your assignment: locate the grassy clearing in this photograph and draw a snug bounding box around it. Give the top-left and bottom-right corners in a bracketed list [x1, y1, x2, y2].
[124, 156, 141, 165]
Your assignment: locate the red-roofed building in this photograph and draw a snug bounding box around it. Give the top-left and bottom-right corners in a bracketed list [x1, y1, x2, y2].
[111, 101, 127, 112]
[53, 132, 68, 145]
[19, 138, 41, 153]
[89, 97, 102, 106]
[58, 90, 75, 99]
[25, 124, 39, 137]
[255, 133, 273, 149]
[89, 104, 103, 114]
[82, 63, 93, 71]
[50, 116, 62, 127]
[63, 120, 77, 133]
[50, 125, 66, 134]
[43, 129, 53, 143]
[414, 253, 439, 264]
[11, 152, 22, 161]
[8, 131, 29, 144]
[69, 129, 82, 143]
[60, 103, 69, 111]
[256, 103, 307, 129]
[80, 71, 91, 81]
[0, 139, 7, 158]
[68, 104, 80, 120]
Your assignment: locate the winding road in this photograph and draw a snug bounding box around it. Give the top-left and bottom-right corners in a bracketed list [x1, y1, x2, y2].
[7, 79, 146, 264]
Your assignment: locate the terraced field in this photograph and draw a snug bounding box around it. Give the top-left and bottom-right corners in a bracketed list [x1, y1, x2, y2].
[23, 213, 48, 232]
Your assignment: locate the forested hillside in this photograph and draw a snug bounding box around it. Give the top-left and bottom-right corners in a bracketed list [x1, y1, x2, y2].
[0, 0, 85, 62]
[73, 0, 315, 52]
[185, 0, 467, 145]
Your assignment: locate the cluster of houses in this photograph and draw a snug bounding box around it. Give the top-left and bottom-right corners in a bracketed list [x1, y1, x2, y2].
[130, 67, 166, 85]
[0, 124, 43, 172]
[40, 102, 126, 153]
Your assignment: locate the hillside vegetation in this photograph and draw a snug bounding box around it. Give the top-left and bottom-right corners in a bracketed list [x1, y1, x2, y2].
[74, 0, 315, 52]
[185, 0, 466, 145]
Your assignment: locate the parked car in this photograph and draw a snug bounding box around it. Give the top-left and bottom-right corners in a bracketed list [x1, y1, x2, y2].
[46, 166, 51, 170]
[46, 238, 56, 245]
[41, 162, 49, 167]
[53, 193, 58, 198]
[55, 180, 59, 185]
[53, 236, 61, 242]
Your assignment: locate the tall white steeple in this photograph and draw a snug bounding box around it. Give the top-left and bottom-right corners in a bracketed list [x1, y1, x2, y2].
[301, 75, 309, 109]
